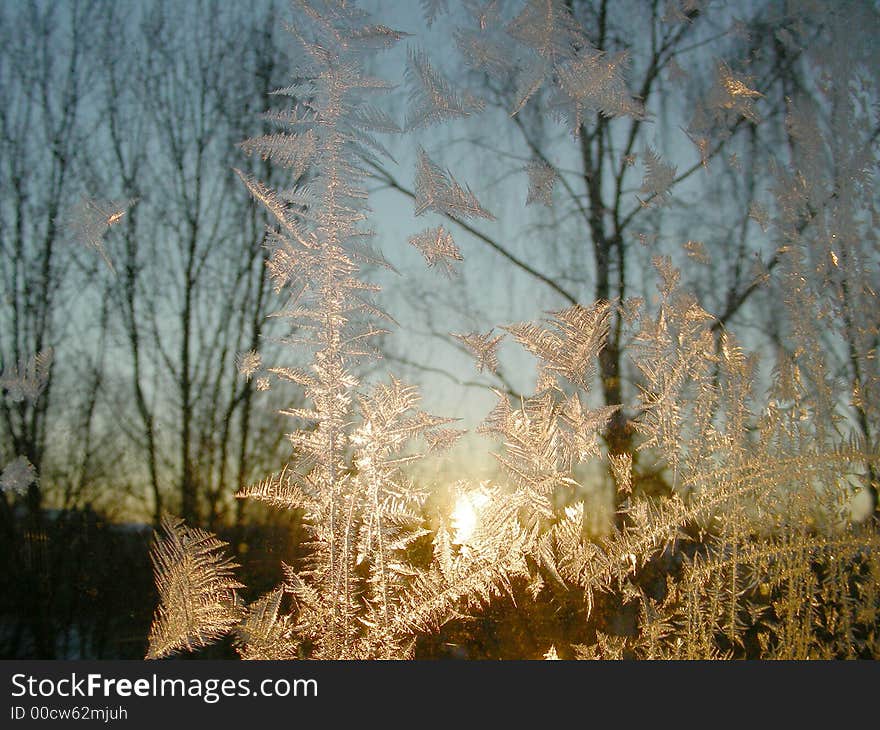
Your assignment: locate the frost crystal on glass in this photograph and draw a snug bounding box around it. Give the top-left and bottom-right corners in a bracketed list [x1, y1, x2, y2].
[404, 47, 485, 130]
[414, 148, 495, 220]
[525, 160, 557, 207]
[62, 197, 135, 273]
[0, 349, 53, 403]
[451, 330, 503, 374]
[0, 456, 37, 495]
[408, 226, 462, 276]
[236, 350, 262, 380]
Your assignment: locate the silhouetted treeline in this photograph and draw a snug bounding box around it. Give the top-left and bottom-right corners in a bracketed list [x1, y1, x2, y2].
[0, 503, 303, 658]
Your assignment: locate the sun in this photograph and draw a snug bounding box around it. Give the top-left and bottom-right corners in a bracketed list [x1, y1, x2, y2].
[450, 488, 490, 545]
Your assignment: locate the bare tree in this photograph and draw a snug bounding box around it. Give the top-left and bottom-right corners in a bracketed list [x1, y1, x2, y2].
[368, 0, 872, 517]
[0, 0, 104, 657]
[100, 0, 292, 526]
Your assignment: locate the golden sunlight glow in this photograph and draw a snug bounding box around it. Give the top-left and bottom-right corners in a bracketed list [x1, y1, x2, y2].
[451, 489, 490, 545]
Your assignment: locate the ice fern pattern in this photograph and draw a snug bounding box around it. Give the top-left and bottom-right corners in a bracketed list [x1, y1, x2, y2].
[0, 349, 52, 498]
[61, 196, 135, 274]
[404, 47, 485, 130]
[148, 0, 525, 660]
[0, 348, 53, 403]
[0, 455, 37, 496]
[451, 330, 503, 374]
[147, 516, 244, 659]
[414, 148, 495, 220]
[525, 160, 557, 207]
[145, 0, 880, 660]
[408, 225, 462, 276]
[503, 302, 612, 390]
